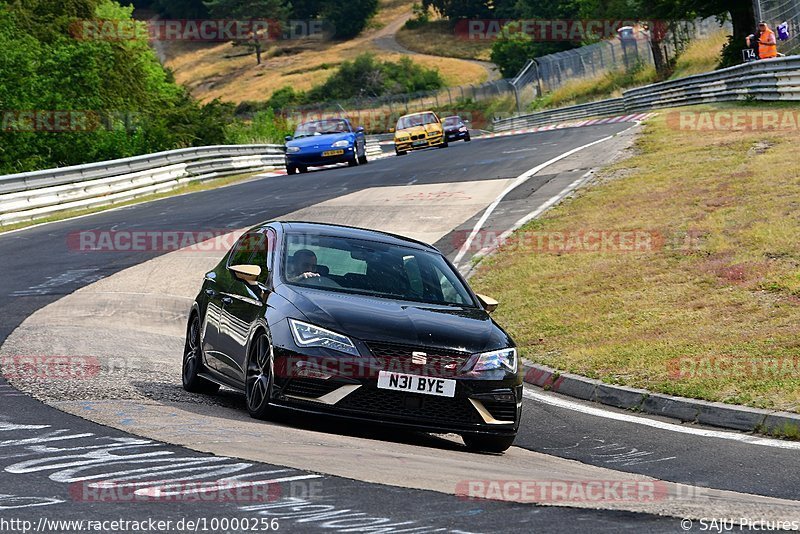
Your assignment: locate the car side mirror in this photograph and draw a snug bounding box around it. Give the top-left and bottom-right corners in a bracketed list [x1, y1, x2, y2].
[476, 293, 499, 313]
[284, 135, 293, 142]
[388, 127, 395, 133]
[356, 126, 364, 133]
[230, 264, 261, 285]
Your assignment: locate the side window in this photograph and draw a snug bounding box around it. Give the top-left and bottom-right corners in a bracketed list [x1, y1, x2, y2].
[229, 231, 274, 284]
[251, 230, 275, 284]
[431, 264, 470, 305]
[228, 232, 262, 267]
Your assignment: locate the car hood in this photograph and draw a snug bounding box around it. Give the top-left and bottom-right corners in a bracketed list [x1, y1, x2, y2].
[287, 133, 352, 148]
[279, 284, 508, 354]
[396, 125, 442, 138]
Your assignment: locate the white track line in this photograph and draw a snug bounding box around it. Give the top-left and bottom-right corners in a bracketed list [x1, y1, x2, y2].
[452, 128, 630, 267]
[524, 388, 800, 451]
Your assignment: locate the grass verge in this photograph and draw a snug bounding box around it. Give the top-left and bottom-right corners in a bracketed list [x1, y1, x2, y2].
[0, 170, 267, 234]
[395, 20, 493, 61]
[160, 0, 488, 103]
[471, 102, 800, 413]
[526, 30, 729, 111]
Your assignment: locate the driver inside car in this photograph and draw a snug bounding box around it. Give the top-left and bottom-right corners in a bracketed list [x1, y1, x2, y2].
[287, 249, 321, 282]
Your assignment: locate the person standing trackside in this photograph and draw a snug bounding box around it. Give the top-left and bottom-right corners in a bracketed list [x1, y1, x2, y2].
[755, 21, 778, 59]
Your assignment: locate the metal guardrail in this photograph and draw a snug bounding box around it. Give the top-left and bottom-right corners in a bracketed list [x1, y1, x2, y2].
[0, 136, 394, 227]
[494, 56, 800, 132]
[0, 145, 285, 226]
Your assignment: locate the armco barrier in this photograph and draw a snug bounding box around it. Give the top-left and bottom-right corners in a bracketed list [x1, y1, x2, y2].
[494, 56, 800, 132]
[0, 145, 285, 226]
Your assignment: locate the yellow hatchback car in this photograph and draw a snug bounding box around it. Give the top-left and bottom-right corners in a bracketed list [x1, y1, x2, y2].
[393, 111, 447, 155]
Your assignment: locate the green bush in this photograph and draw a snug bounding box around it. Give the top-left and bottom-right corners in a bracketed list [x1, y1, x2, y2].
[224, 109, 292, 144]
[0, 0, 243, 174]
[306, 53, 443, 102]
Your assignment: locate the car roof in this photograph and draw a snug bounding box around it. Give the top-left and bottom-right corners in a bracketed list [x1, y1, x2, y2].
[267, 221, 439, 252]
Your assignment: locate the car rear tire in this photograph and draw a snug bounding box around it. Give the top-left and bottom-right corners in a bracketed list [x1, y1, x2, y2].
[299, 165, 308, 173]
[246, 330, 275, 420]
[182, 314, 220, 395]
[462, 434, 515, 453]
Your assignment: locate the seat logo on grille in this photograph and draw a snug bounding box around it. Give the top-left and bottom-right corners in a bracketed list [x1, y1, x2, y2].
[411, 352, 427, 365]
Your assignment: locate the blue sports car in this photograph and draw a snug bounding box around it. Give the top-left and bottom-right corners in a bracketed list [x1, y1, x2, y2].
[284, 118, 368, 175]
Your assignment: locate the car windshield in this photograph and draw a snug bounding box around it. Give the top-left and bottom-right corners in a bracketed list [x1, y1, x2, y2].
[443, 117, 460, 127]
[396, 113, 439, 130]
[282, 233, 475, 307]
[294, 119, 349, 138]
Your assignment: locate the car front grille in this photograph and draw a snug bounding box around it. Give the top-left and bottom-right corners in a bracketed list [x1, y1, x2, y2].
[282, 378, 343, 399]
[336, 387, 482, 426]
[366, 342, 471, 378]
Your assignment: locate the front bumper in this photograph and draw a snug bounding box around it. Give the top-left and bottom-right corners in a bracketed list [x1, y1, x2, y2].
[445, 130, 468, 141]
[286, 148, 354, 167]
[271, 345, 522, 436]
[395, 134, 445, 152]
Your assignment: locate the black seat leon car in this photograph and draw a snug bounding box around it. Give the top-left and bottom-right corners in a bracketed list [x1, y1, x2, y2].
[182, 221, 522, 452]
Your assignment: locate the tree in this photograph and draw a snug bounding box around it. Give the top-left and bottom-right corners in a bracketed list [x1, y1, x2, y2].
[203, 0, 289, 64]
[320, 0, 379, 39]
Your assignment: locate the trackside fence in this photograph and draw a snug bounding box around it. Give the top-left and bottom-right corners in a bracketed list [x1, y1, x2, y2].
[493, 56, 800, 131]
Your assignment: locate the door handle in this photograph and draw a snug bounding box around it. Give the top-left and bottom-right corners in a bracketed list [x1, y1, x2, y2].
[221, 296, 233, 305]
[205, 288, 216, 297]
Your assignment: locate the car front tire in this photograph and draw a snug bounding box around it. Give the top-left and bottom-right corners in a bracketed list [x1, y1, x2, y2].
[286, 165, 297, 175]
[464, 133, 471, 142]
[182, 313, 220, 395]
[462, 434, 516, 453]
[246, 330, 275, 420]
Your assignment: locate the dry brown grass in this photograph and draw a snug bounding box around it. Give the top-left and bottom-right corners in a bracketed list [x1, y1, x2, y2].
[395, 20, 493, 61]
[471, 103, 800, 412]
[161, 0, 488, 103]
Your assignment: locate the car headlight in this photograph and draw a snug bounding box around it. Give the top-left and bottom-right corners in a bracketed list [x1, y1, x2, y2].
[397, 136, 409, 142]
[472, 348, 517, 373]
[286, 146, 300, 153]
[288, 319, 359, 356]
[331, 140, 350, 148]
[459, 126, 467, 132]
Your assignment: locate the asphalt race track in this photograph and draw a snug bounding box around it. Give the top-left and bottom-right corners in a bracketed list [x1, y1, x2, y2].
[1, 123, 799, 533]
